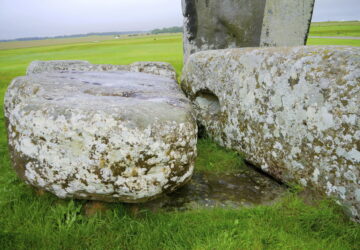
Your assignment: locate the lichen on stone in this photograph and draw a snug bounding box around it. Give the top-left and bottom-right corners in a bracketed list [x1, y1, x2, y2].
[5, 67, 197, 203]
[182, 46, 360, 221]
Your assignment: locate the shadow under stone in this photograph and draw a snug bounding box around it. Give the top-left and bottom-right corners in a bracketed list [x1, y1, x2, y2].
[128, 163, 287, 212]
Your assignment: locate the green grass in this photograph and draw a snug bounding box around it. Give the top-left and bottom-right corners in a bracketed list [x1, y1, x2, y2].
[1, 27, 360, 249]
[1, 192, 358, 250]
[0, 34, 183, 89]
[307, 37, 360, 47]
[196, 138, 246, 173]
[307, 21, 360, 47]
[310, 21, 360, 37]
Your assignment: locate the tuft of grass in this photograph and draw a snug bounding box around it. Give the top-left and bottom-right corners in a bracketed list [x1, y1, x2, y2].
[196, 138, 246, 173]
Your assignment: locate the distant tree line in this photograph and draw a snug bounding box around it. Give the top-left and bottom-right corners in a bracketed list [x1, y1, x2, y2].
[151, 26, 183, 34]
[0, 31, 145, 42]
[1, 26, 184, 42]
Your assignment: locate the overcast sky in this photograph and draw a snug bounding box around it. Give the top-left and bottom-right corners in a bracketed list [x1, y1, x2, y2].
[0, 0, 359, 40]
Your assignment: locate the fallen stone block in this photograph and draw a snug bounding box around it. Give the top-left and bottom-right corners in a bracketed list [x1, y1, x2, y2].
[182, 46, 360, 221]
[182, 0, 315, 61]
[4, 66, 197, 202]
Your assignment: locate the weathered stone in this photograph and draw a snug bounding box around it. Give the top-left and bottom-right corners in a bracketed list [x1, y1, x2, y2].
[182, 46, 360, 221]
[27, 60, 177, 80]
[182, 0, 315, 61]
[5, 69, 197, 203]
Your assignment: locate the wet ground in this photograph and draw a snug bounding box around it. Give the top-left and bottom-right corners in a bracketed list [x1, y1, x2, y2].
[130, 165, 287, 212]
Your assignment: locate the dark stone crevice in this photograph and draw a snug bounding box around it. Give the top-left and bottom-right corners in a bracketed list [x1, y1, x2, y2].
[183, 0, 198, 41]
[194, 90, 221, 115]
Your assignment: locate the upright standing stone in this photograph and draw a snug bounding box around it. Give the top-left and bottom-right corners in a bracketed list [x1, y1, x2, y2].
[260, 0, 315, 47]
[182, 0, 315, 61]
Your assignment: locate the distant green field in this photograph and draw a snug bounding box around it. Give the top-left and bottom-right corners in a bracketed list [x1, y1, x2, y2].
[307, 37, 360, 46]
[0, 35, 117, 50]
[308, 21, 360, 46]
[0, 24, 359, 249]
[0, 33, 178, 50]
[309, 21, 360, 37]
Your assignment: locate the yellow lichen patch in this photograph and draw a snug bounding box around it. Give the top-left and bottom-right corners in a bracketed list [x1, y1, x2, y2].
[99, 158, 106, 169]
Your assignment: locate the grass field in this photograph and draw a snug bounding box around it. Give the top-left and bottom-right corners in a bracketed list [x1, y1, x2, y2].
[0, 35, 117, 50]
[309, 21, 360, 37]
[0, 22, 359, 249]
[0, 33, 180, 50]
[307, 37, 360, 47]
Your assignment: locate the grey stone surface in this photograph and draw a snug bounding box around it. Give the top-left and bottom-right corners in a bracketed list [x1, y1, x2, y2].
[182, 0, 315, 61]
[131, 169, 286, 212]
[260, 0, 315, 47]
[27, 60, 177, 80]
[182, 46, 360, 221]
[5, 70, 197, 202]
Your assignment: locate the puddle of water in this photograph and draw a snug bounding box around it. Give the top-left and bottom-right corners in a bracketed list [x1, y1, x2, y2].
[132, 165, 287, 212]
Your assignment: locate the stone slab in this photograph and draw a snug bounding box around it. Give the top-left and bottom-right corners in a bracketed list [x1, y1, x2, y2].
[5, 69, 197, 202]
[182, 46, 360, 221]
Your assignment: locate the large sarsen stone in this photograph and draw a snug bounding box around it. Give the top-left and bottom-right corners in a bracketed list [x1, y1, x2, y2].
[5, 69, 197, 202]
[182, 46, 360, 221]
[182, 0, 315, 61]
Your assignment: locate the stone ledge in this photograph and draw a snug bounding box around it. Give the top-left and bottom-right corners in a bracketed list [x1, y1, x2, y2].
[27, 60, 177, 80]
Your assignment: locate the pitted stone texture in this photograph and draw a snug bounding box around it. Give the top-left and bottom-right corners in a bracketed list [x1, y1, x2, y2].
[27, 60, 177, 80]
[182, 46, 360, 221]
[5, 71, 197, 202]
[182, 0, 314, 61]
